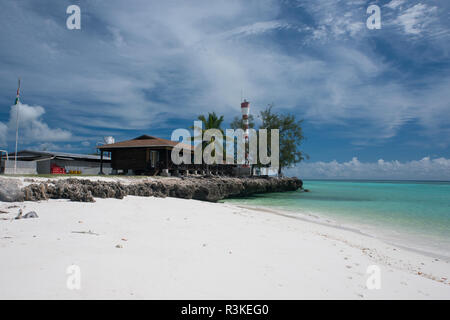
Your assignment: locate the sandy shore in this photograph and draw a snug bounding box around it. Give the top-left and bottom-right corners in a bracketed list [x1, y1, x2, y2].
[0, 196, 449, 299]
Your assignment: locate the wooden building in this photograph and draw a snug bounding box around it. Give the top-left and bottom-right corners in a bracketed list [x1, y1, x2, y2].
[98, 135, 194, 175]
[98, 134, 238, 176]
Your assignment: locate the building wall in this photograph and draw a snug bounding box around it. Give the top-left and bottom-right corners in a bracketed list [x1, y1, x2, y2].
[111, 148, 148, 171]
[110, 147, 174, 173]
[2, 160, 37, 175]
[52, 159, 112, 175]
[33, 159, 111, 175]
[36, 159, 51, 174]
[1, 153, 112, 175]
[159, 148, 170, 167]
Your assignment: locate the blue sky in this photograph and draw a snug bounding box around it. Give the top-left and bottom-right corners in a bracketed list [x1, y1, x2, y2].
[0, 0, 449, 179]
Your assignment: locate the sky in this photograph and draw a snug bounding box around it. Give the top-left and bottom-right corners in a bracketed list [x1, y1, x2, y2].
[0, 0, 449, 179]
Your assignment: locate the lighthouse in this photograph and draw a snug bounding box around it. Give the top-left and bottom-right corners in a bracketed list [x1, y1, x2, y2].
[240, 99, 250, 168]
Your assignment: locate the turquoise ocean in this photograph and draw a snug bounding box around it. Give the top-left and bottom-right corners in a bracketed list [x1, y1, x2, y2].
[224, 180, 450, 258]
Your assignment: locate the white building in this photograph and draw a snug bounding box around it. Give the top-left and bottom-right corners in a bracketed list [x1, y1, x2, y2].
[1, 150, 112, 175]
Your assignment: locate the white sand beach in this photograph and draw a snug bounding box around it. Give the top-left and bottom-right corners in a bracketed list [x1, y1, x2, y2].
[0, 196, 449, 299]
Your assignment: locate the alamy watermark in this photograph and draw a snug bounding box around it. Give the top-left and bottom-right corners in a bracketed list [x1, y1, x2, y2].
[366, 5, 381, 30]
[66, 5, 81, 30]
[65, 4, 382, 31]
[170, 121, 279, 167]
[366, 265, 381, 290]
[66, 264, 81, 290]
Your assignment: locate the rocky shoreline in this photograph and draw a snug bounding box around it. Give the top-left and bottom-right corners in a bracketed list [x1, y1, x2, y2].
[1, 176, 303, 203]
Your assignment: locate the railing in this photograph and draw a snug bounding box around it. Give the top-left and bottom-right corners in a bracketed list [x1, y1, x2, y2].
[154, 162, 237, 175]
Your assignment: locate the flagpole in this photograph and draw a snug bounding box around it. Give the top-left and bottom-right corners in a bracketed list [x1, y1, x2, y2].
[14, 78, 21, 174]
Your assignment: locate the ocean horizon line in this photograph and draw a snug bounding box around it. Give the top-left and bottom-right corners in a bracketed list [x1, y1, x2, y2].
[300, 178, 450, 183]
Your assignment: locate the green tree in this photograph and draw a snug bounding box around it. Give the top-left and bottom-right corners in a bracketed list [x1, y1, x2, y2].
[195, 112, 225, 132]
[190, 112, 225, 165]
[259, 104, 307, 176]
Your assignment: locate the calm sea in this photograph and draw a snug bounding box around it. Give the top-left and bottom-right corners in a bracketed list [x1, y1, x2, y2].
[224, 180, 450, 258]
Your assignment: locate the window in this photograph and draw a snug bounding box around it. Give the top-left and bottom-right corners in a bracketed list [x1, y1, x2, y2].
[150, 151, 159, 168]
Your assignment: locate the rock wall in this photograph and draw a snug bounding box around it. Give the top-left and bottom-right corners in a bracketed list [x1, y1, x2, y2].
[16, 176, 303, 203]
[0, 179, 24, 202]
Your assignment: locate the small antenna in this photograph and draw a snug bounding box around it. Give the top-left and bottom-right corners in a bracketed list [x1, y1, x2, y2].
[240, 88, 243, 103]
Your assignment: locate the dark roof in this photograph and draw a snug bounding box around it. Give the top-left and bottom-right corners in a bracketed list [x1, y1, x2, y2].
[98, 135, 193, 151]
[6, 150, 110, 161]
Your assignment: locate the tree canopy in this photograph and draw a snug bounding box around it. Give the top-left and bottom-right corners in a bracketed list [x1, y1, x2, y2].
[195, 112, 225, 133]
[190, 112, 225, 164]
[258, 104, 307, 175]
[193, 106, 307, 175]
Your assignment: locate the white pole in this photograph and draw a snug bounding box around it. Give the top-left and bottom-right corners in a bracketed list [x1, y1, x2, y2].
[14, 78, 21, 174]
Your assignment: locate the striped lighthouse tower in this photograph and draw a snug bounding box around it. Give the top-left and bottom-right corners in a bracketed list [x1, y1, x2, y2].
[240, 99, 250, 168]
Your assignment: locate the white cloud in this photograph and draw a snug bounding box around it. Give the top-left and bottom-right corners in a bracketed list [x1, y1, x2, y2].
[385, 0, 406, 10]
[81, 141, 90, 147]
[0, 0, 448, 149]
[301, 0, 366, 42]
[219, 20, 290, 39]
[289, 157, 450, 180]
[394, 3, 438, 35]
[2, 103, 72, 145]
[30, 142, 59, 151]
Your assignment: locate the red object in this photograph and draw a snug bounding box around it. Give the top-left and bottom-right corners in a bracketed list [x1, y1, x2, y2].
[51, 164, 66, 174]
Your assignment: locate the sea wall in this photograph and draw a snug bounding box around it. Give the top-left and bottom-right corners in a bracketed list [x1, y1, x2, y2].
[1, 176, 303, 203]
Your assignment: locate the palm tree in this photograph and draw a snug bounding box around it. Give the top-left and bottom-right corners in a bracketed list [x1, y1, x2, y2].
[190, 112, 225, 172]
[196, 112, 224, 131]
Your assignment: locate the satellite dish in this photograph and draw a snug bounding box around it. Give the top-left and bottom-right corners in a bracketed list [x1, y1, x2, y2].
[104, 136, 115, 145]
